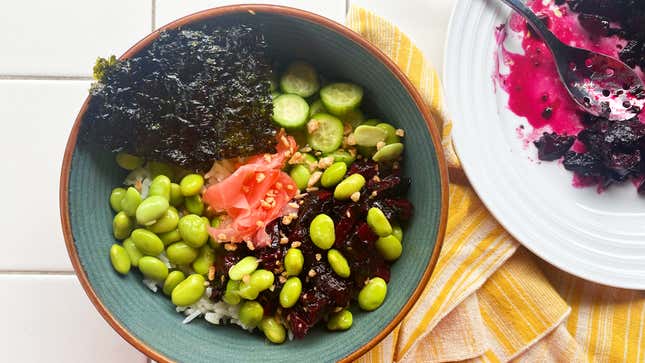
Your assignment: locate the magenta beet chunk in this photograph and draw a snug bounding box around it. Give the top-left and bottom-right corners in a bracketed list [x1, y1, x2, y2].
[533, 132, 575, 161]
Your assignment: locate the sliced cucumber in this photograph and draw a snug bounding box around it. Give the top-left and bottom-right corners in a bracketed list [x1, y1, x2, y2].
[280, 61, 320, 98]
[272, 94, 310, 129]
[309, 99, 327, 117]
[342, 108, 365, 128]
[271, 91, 281, 100]
[307, 113, 344, 153]
[320, 83, 363, 117]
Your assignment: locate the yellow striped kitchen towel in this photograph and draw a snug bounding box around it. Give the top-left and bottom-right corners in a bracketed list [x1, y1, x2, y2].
[347, 6, 645, 363]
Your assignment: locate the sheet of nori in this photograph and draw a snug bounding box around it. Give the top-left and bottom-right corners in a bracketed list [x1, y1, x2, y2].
[80, 24, 276, 172]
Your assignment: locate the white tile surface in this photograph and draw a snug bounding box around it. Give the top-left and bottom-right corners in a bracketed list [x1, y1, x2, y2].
[0, 274, 145, 362]
[0, 80, 90, 271]
[155, 0, 347, 27]
[0, 0, 151, 77]
[350, 0, 458, 78]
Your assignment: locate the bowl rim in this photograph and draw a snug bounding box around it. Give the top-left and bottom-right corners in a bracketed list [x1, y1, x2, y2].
[59, 4, 449, 362]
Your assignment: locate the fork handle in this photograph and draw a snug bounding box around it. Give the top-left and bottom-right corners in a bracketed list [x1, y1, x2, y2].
[499, 0, 563, 50]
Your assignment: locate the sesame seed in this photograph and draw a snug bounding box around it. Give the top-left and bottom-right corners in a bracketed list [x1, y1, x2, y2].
[246, 240, 255, 251]
[350, 191, 361, 202]
[308, 171, 322, 187]
[306, 187, 319, 192]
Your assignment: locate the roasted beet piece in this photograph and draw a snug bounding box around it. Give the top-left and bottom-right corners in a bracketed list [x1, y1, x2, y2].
[533, 132, 575, 161]
[563, 151, 603, 176]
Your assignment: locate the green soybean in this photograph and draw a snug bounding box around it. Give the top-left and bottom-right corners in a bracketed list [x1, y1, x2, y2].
[321, 162, 347, 188]
[327, 309, 353, 331]
[112, 211, 134, 240]
[248, 269, 275, 292]
[284, 248, 304, 276]
[324, 149, 356, 166]
[327, 249, 350, 278]
[239, 301, 264, 328]
[123, 238, 143, 267]
[367, 207, 392, 237]
[279, 277, 302, 308]
[228, 256, 259, 281]
[237, 283, 260, 300]
[109, 187, 126, 212]
[222, 280, 241, 305]
[120, 187, 142, 217]
[166, 242, 199, 265]
[138, 256, 169, 281]
[135, 195, 169, 226]
[109, 244, 131, 274]
[159, 229, 182, 246]
[353, 125, 387, 147]
[334, 174, 365, 200]
[289, 164, 311, 191]
[260, 317, 286, 344]
[171, 274, 206, 307]
[372, 143, 404, 162]
[131, 228, 164, 256]
[192, 245, 216, 275]
[178, 214, 209, 248]
[358, 277, 387, 311]
[148, 175, 171, 201]
[162, 270, 186, 296]
[147, 207, 179, 234]
[309, 214, 335, 250]
[115, 152, 143, 170]
[180, 174, 204, 197]
[169, 183, 184, 207]
[376, 235, 403, 261]
[148, 161, 175, 181]
[392, 225, 403, 242]
[184, 195, 204, 216]
[376, 123, 401, 144]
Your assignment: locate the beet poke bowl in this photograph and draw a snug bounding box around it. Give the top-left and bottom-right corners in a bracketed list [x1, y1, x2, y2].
[60, 5, 448, 363]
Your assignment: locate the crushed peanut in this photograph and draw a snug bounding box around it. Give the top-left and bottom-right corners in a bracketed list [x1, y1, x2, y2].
[371, 190, 378, 198]
[288, 151, 304, 165]
[306, 187, 319, 192]
[300, 146, 312, 153]
[308, 269, 317, 277]
[347, 133, 357, 146]
[255, 172, 266, 183]
[203, 281, 210, 286]
[246, 240, 255, 251]
[264, 154, 272, 162]
[376, 141, 386, 150]
[280, 236, 289, 245]
[208, 266, 216, 281]
[350, 191, 361, 202]
[282, 215, 294, 225]
[224, 243, 238, 251]
[291, 241, 302, 248]
[315, 253, 322, 261]
[217, 233, 227, 241]
[278, 275, 287, 284]
[308, 171, 322, 187]
[288, 202, 299, 209]
[333, 306, 344, 313]
[317, 156, 334, 169]
[395, 128, 405, 137]
[343, 123, 353, 135]
[275, 182, 283, 190]
[372, 175, 381, 182]
[307, 119, 320, 134]
[242, 274, 251, 284]
[280, 134, 290, 147]
[256, 220, 264, 227]
[286, 184, 294, 191]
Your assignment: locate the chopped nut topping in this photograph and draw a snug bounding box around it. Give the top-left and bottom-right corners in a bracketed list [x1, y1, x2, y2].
[306, 187, 319, 192]
[308, 269, 317, 277]
[256, 172, 266, 183]
[347, 134, 357, 146]
[291, 241, 302, 248]
[224, 243, 238, 251]
[318, 156, 334, 169]
[208, 266, 216, 281]
[268, 285, 275, 292]
[350, 191, 361, 202]
[393, 161, 400, 169]
[245, 240, 255, 251]
[343, 123, 353, 135]
[300, 146, 312, 153]
[314, 151, 322, 156]
[282, 215, 294, 225]
[395, 129, 405, 137]
[307, 119, 320, 133]
[346, 209, 352, 218]
[286, 184, 294, 191]
[376, 141, 386, 150]
[280, 134, 290, 147]
[370, 190, 378, 198]
[256, 220, 264, 227]
[280, 236, 289, 245]
[275, 182, 283, 190]
[278, 276, 287, 284]
[315, 253, 322, 261]
[288, 202, 299, 209]
[372, 175, 381, 182]
[295, 192, 308, 199]
[308, 171, 322, 187]
[264, 154, 272, 162]
[242, 274, 251, 284]
[288, 151, 304, 165]
[217, 233, 227, 241]
[333, 306, 344, 313]
[348, 148, 357, 157]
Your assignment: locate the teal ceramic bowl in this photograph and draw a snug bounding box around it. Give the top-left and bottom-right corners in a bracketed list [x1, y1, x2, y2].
[60, 5, 448, 363]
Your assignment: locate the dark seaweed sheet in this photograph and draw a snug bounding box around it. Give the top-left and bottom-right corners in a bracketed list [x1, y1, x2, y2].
[80, 24, 276, 172]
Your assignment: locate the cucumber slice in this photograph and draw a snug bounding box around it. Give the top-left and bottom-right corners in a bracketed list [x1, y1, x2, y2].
[320, 83, 363, 117]
[309, 99, 327, 117]
[272, 94, 310, 129]
[307, 113, 344, 153]
[342, 109, 365, 128]
[271, 91, 281, 100]
[280, 61, 320, 98]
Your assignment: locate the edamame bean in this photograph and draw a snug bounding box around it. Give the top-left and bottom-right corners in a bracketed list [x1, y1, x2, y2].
[321, 162, 347, 188]
[376, 123, 401, 144]
[327, 249, 350, 278]
[166, 242, 199, 265]
[358, 277, 387, 311]
[289, 165, 311, 191]
[279, 277, 302, 308]
[159, 229, 182, 246]
[148, 161, 175, 180]
[135, 195, 169, 226]
[147, 207, 179, 234]
[376, 235, 403, 261]
[367, 207, 392, 237]
[120, 187, 142, 217]
[353, 125, 387, 147]
[131, 228, 164, 256]
[162, 270, 185, 296]
[180, 174, 204, 197]
[327, 309, 353, 331]
[113, 211, 134, 240]
[109, 244, 131, 274]
[109, 187, 126, 212]
[138, 256, 169, 281]
[171, 274, 206, 306]
[178, 214, 209, 248]
[372, 143, 404, 162]
[237, 283, 260, 300]
[123, 238, 143, 267]
[149, 175, 171, 201]
[284, 248, 304, 276]
[309, 214, 335, 250]
[324, 149, 356, 166]
[248, 269, 274, 292]
[334, 174, 365, 200]
[169, 183, 184, 207]
[184, 195, 204, 216]
[228, 256, 259, 281]
[192, 245, 216, 275]
[392, 225, 403, 242]
[239, 301, 264, 328]
[260, 317, 286, 344]
[222, 280, 241, 305]
[116, 152, 143, 170]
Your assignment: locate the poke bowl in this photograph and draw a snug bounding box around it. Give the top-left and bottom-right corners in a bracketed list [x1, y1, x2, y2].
[60, 5, 448, 363]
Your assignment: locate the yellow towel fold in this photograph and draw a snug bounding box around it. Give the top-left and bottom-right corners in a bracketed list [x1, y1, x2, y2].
[347, 6, 645, 363]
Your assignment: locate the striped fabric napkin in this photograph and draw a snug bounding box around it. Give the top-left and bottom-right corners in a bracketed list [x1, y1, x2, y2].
[347, 7, 645, 363]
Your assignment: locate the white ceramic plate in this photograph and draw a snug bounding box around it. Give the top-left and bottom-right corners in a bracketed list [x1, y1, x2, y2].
[444, 0, 645, 289]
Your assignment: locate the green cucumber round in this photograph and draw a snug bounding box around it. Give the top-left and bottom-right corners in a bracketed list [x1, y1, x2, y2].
[272, 94, 310, 129]
[307, 113, 344, 153]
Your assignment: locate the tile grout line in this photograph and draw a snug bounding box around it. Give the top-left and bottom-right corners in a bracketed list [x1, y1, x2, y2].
[0, 75, 92, 81]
